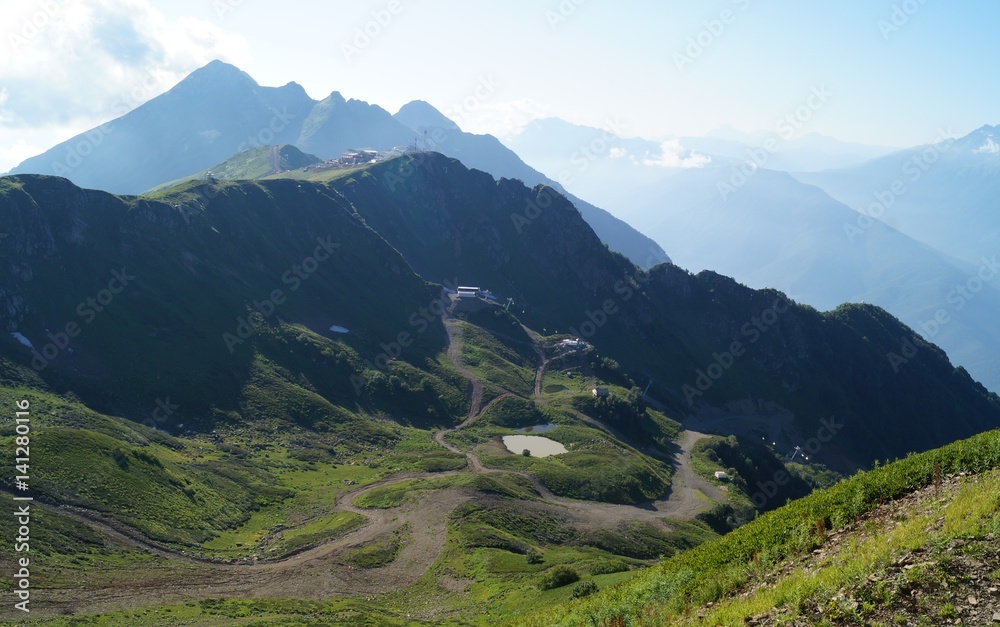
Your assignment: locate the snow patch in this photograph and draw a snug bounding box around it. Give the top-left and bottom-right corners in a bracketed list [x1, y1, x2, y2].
[974, 137, 1000, 154]
[329, 325, 350, 334]
[10, 332, 33, 349]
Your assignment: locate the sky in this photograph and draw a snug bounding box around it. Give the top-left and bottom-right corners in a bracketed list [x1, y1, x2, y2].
[1, 0, 999, 173]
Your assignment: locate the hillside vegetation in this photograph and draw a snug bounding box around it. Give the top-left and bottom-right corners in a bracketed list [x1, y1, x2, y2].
[0, 155, 999, 625]
[523, 428, 1000, 626]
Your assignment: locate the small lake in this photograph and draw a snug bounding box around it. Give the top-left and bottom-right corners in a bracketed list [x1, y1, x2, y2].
[502, 435, 568, 458]
[517, 424, 557, 433]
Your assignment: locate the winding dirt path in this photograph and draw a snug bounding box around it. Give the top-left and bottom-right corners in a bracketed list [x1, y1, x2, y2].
[433, 317, 725, 524]
[29, 311, 727, 617]
[443, 316, 484, 421]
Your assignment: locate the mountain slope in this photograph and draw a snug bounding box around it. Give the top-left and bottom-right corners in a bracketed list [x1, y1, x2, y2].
[9, 62, 666, 270]
[523, 427, 1000, 626]
[8, 61, 316, 194]
[393, 102, 671, 268]
[795, 124, 1000, 265]
[571, 163, 1000, 393]
[0, 173, 458, 428]
[1, 163, 999, 624]
[321, 154, 1000, 472]
[153, 144, 322, 190]
[4, 157, 999, 475]
[296, 92, 416, 158]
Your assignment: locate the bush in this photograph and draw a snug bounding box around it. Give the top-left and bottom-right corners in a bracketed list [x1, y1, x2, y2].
[539, 564, 580, 590]
[589, 559, 629, 575]
[526, 549, 544, 564]
[112, 448, 129, 470]
[570, 580, 599, 599]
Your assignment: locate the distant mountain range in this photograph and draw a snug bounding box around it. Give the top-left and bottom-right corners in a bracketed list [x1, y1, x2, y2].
[8, 61, 667, 269]
[503, 118, 1000, 392]
[795, 124, 1000, 266]
[503, 118, 900, 210]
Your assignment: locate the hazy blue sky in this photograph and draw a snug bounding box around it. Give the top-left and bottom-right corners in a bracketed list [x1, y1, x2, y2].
[1, 0, 998, 171]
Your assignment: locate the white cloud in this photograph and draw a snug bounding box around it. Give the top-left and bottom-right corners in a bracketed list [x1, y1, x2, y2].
[447, 98, 551, 139]
[0, 135, 49, 173]
[974, 137, 1000, 155]
[608, 147, 627, 159]
[642, 139, 711, 168]
[0, 0, 249, 129]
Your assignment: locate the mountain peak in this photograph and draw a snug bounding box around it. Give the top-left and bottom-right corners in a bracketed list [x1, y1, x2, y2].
[177, 59, 258, 90]
[395, 100, 460, 132]
[278, 81, 309, 98]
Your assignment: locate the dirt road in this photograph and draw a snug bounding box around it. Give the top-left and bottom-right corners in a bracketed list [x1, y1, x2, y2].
[33, 312, 727, 616]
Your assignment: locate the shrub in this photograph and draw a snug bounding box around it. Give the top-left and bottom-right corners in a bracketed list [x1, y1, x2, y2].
[589, 559, 629, 575]
[570, 580, 598, 599]
[539, 564, 580, 590]
[112, 448, 129, 470]
[526, 549, 544, 564]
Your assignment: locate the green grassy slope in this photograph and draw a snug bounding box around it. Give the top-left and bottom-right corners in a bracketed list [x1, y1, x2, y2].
[521, 428, 1000, 626]
[325, 154, 1000, 472]
[0, 174, 458, 429]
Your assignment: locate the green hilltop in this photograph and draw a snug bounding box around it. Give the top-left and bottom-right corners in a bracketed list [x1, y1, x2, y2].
[0, 155, 998, 624]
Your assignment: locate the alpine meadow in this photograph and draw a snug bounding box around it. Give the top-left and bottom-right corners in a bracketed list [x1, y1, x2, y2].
[1, 2, 999, 625]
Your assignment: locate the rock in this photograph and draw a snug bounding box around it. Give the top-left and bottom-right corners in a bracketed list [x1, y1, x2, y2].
[968, 595, 978, 605]
[993, 612, 1000, 623]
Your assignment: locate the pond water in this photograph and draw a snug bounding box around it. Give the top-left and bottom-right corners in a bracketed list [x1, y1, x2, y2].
[502, 434, 568, 458]
[517, 424, 557, 433]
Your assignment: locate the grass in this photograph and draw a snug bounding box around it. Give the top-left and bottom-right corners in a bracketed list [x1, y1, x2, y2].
[343, 524, 410, 568]
[520, 427, 1000, 626]
[479, 424, 672, 504]
[457, 322, 536, 398]
[5, 597, 467, 626]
